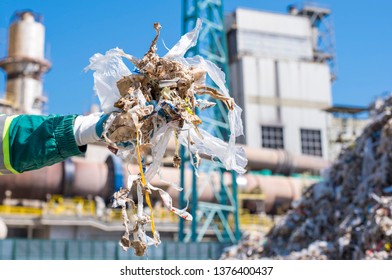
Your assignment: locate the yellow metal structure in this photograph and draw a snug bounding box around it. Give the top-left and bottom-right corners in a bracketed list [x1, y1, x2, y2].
[0, 205, 42, 215]
[0, 194, 275, 232]
[44, 195, 95, 216]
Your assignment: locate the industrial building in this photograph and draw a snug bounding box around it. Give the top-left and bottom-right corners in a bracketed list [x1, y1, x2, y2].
[227, 6, 335, 160]
[0, 3, 337, 260]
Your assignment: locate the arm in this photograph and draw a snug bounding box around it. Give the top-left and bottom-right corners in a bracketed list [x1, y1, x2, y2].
[0, 114, 85, 174]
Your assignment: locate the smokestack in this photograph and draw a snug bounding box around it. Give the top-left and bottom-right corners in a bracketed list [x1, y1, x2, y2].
[0, 10, 51, 114]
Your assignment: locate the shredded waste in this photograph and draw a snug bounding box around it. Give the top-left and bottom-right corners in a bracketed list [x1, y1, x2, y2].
[222, 96, 392, 260]
[85, 20, 247, 256]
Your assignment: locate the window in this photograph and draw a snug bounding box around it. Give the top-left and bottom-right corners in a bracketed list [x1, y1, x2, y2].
[261, 126, 284, 149]
[301, 129, 322, 157]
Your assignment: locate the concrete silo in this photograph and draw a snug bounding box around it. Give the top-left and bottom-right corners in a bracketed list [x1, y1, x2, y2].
[0, 11, 51, 114]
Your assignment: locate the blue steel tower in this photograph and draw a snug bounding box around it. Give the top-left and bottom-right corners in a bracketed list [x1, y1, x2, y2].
[179, 0, 240, 243]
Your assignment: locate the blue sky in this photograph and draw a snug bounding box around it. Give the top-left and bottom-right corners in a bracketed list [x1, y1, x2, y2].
[0, 0, 391, 115]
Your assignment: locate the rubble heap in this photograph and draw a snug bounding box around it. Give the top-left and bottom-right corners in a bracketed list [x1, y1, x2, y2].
[224, 97, 392, 260]
[86, 20, 246, 256]
[221, 231, 267, 260]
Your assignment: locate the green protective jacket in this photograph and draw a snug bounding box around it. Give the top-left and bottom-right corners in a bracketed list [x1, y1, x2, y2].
[0, 114, 86, 174]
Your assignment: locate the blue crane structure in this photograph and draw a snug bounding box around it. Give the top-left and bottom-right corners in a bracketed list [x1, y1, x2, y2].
[178, 0, 241, 243]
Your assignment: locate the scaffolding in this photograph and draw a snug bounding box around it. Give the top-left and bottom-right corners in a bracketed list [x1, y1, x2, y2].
[289, 4, 337, 80]
[180, 0, 240, 243]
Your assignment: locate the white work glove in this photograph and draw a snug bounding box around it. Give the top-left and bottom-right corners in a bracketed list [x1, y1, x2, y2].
[73, 113, 108, 146]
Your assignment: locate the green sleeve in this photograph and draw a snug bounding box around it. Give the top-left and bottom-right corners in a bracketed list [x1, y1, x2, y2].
[3, 114, 86, 173]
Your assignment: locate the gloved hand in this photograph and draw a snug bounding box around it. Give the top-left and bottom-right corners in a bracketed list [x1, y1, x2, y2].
[73, 113, 109, 146]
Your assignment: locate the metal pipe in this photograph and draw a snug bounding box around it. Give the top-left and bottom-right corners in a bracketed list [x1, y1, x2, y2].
[71, 158, 109, 198]
[165, 140, 329, 174]
[0, 156, 317, 214]
[231, 170, 241, 240]
[0, 163, 63, 200]
[122, 164, 315, 214]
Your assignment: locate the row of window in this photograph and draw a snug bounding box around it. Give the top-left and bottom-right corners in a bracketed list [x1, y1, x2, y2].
[261, 126, 323, 157]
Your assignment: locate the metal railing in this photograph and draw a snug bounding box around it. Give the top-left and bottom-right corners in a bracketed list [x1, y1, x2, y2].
[0, 238, 230, 260]
[0, 196, 274, 230]
[0, 205, 42, 216]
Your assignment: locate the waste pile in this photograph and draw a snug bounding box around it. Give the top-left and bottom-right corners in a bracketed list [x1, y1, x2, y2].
[223, 96, 392, 260]
[85, 20, 246, 256]
[221, 231, 267, 260]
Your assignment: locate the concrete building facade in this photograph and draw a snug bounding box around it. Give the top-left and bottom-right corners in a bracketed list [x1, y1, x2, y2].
[226, 7, 333, 160]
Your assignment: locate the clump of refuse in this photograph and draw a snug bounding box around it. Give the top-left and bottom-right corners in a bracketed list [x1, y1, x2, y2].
[86, 20, 247, 256]
[223, 96, 392, 260]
